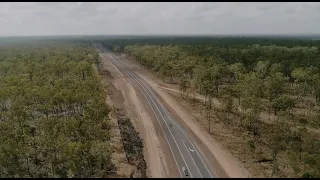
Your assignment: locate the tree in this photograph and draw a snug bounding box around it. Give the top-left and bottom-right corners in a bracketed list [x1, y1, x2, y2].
[241, 96, 261, 136]
[264, 72, 289, 113]
[237, 72, 264, 104]
[271, 94, 295, 115]
[291, 67, 315, 101]
[112, 45, 120, 54]
[268, 121, 291, 177]
[254, 60, 270, 79]
[228, 62, 246, 83]
[269, 63, 282, 75]
[178, 76, 190, 98]
[221, 94, 234, 125]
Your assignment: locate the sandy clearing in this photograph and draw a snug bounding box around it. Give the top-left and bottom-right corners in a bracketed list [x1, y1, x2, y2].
[100, 52, 175, 178]
[118, 54, 252, 178]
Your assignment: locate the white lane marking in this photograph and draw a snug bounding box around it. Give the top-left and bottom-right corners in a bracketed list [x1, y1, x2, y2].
[111, 54, 195, 178]
[189, 148, 194, 152]
[160, 106, 215, 178]
[106, 53, 185, 177]
[162, 109, 215, 178]
[175, 126, 203, 177]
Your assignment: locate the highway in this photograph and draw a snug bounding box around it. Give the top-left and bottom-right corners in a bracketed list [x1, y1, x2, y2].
[96, 44, 215, 178]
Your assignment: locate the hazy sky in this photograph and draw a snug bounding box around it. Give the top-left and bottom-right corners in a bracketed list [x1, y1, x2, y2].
[0, 2, 319, 36]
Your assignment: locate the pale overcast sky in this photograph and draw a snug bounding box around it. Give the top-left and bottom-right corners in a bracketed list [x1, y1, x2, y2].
[0, 2, 319, 36]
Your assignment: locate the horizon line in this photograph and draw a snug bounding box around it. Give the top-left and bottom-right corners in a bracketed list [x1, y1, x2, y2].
[1, 33, 320, 38]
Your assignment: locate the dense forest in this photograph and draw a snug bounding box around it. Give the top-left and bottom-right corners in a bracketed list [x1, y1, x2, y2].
[102, 37, 320, 178]
[0, 41, 116, 177]
[98, 36, 320, 52]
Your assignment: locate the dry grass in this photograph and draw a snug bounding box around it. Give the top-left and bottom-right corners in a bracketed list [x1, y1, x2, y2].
[167, 91, 311, 178]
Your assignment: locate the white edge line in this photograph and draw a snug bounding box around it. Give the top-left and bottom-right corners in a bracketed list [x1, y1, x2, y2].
[175, 126, 203, 178]
[163, 108, 216, 178]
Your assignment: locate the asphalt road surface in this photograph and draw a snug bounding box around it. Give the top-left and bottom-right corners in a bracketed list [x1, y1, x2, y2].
[95, 44, 215, 178]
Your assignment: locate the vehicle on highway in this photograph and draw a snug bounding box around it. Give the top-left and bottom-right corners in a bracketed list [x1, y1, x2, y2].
[182, 167, 189, 176]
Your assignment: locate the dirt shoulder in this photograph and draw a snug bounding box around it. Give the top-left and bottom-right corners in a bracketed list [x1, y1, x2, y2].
[93, 64, 132, 178]
[98, 52, 177, 178]
[118, 54, 252, 178]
